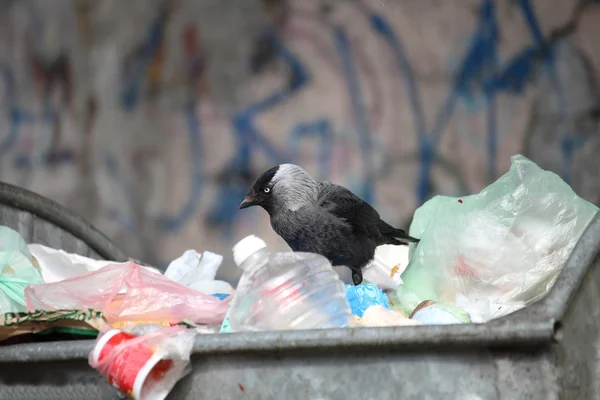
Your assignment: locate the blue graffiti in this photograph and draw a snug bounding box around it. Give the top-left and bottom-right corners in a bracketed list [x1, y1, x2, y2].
[452, 0, 570, 181]
[6, 106, 59, 176]
[288, 118, 333, 180]
[205, 33, 310, 230]
[109, 31, 311, 233]
[104, 153, 142, 233]
[453, 1, 499, 102]
[333, 27, 373, 203]
[369, 0, 566, 201]
[103, 103, 204, 233]
[369, 12, 437, 203]
[157, 103, 204, 231]
[452, 0, 500, 181]
[208, 25, 379, 228]
[2, 0, 577, 238]
[14, 148, 74, 169]
[0, 64, 20, 155]
[0, 59, 67, 173]
[121, 10, 167, 111]
[517, 0, 571, 181]
[519, 0, 545, 46]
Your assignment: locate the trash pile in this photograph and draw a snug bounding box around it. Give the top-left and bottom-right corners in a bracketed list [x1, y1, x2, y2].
[0, 155, 597, 400]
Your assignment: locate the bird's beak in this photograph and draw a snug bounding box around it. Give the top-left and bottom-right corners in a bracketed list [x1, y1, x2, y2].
[238, 191, 259, 210]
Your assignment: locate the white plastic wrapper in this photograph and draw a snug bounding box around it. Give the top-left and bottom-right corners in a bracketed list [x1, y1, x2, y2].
[362, 245, 408, 291]
[165, 250, 234, 296]
[28, 244, 161, 284]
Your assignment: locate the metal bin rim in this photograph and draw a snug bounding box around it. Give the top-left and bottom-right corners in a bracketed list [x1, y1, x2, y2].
[0, 211, 598, 364]
[0, 181, 128, 262]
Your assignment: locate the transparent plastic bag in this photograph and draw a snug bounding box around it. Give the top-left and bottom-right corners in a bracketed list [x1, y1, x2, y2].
[0, 226, 43, 313]
[89, 326, 195, 400]
[396, 155, 599, 322]
[25, 261, 230, 325]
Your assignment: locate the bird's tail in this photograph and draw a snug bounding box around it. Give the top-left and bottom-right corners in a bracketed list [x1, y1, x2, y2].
[377, 222, 420, 246]
[388, 229, 420, 245]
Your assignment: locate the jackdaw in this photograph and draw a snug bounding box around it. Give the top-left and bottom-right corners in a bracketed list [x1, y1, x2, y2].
[238, 164, 419, 285]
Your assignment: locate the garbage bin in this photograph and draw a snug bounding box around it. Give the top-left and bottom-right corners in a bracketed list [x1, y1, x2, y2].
[0, 182, 127, 262]
[0, 195, 598, 399]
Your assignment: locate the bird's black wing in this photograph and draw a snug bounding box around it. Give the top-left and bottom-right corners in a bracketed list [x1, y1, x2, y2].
[316, 182, 383, 239]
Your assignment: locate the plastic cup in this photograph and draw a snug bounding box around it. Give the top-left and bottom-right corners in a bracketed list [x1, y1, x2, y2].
[91, 329, 174, 400]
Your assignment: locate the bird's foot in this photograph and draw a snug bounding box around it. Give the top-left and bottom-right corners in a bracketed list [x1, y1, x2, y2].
[352, 270, 363, 286]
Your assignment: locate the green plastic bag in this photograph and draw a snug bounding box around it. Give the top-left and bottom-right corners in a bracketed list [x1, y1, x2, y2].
[395, 155, 598, 322]
[0, 226, 43, 313]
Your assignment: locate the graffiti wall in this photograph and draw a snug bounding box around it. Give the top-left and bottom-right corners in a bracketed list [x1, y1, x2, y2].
[0, 0, 598, 283]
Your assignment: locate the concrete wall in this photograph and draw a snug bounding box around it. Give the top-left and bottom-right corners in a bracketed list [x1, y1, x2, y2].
[0, 0, 598, 282]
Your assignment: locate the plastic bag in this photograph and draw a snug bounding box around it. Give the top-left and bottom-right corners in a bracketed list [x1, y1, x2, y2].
[409, 301, 470, 325]
[355, 305, 421, 327]
[28, 244, 161, 284]
[25, 261, 230, 325]
[345, 282, 390, 318]
[165, 250, 234, 296]
[361, 245, 408, 291]
[0, 226, 43, 313]
[89, 326, 195, 400]
[396, 155, 598, 322]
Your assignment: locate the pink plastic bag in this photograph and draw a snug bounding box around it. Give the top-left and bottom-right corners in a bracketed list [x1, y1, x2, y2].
[24, 261, 230, 325]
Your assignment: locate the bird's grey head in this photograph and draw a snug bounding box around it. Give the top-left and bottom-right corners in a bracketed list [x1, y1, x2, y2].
[238, 164, 317, 214]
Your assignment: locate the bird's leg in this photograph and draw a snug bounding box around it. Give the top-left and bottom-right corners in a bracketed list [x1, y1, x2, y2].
[352, 269, 363, 286]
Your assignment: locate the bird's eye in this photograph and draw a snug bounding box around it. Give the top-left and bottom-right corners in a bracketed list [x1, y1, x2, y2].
[263, 187, 271, 193]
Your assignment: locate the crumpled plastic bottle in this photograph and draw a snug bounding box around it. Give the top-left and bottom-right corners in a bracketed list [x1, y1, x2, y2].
[228, 235, 352, 332]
